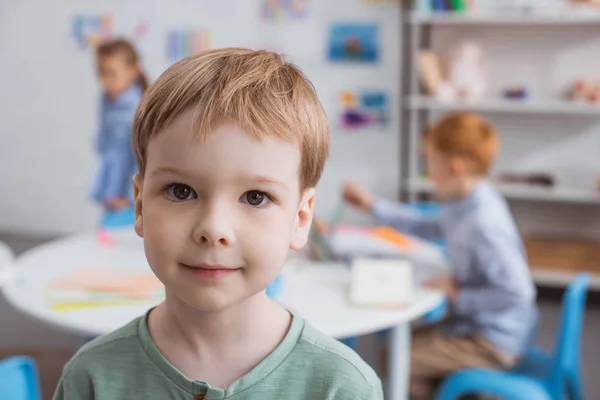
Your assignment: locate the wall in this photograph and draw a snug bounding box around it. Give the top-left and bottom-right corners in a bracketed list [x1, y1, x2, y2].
[0, 0, 401, 235]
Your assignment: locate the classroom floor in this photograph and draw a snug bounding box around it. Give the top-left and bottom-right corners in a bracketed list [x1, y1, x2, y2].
[1, 232, 600, 400]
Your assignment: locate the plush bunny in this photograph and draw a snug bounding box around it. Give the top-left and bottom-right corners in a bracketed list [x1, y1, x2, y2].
[437, 40, 487, 102]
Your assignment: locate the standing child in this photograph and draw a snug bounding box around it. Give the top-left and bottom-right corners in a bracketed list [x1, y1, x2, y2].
[54, 48, 382, 399]
[344, 112, 538, 399]
[92, 39, 146, 212]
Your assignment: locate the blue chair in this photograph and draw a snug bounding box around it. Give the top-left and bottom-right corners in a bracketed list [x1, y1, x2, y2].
[341, 337, 358, 349]
[422, 298, 448, 324]
[0, 356, 41, 400]
[435, 273, 590, 400]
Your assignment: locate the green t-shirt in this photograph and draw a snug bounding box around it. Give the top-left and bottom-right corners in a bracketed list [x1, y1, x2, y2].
[53, 311, 383, 399]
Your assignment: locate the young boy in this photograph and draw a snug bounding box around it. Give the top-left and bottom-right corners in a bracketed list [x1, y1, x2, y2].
[54, 49, 383, 400]
[344, 112, 538, 399]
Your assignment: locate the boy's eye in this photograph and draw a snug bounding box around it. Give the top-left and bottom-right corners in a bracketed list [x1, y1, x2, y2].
[242, 190, 269, 207]
[166, 184, 196, 201]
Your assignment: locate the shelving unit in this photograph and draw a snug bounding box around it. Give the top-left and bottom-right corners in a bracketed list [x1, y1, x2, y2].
[407, 11, 600, 26]
[407, 95, 600, 116]
[407, 177, 600, 205]
[400, 6, 600, 288]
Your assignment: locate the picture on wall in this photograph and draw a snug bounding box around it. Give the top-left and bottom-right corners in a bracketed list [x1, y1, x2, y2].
[71, 14, 112, 50]
[71, 15, 148, 51]
[262, 0, 308, 20]
[328, 23, 379, 63]
[338, 90, 390, 131]
[167, 29, 211, 63]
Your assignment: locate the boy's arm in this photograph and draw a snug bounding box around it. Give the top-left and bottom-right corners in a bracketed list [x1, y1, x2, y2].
[371, 198, 443, 241]
[453, 226, 535, 314]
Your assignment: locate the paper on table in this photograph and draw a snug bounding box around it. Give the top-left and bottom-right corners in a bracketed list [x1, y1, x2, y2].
[50, 268, 163, 300]
[350, 258, 413, 308]
[370, 226, 416, 249]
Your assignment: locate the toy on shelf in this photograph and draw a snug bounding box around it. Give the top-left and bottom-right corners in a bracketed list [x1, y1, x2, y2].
[503, 86, 529, 100]
[445, 40, 487, 101]
[417, 50, 444, 96]
[571, 78, 600, 105]
[418, 41, 487, 102]
[496, 172, 555, 187]
[571, 0, 600, 10]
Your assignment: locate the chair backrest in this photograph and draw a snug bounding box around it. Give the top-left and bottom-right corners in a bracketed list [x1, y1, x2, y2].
[0, 356, 41, 400]
[547, 273, 590, 393]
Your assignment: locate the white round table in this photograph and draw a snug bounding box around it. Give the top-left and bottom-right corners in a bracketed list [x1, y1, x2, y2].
[1, 233, 445, 400]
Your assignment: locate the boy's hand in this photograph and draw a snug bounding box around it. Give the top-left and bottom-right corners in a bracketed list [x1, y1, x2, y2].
[343, 181, 375, 212]
[424, 277, 458, 303]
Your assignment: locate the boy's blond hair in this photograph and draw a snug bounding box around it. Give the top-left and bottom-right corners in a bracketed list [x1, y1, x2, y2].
[424, 112, 498, 175]
[132, 48, 330, 190]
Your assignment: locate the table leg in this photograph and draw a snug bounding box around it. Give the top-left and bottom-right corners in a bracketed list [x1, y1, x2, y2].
[388, 323, 410, 400]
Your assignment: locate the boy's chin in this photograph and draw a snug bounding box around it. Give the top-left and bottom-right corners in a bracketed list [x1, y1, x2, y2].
[172, 288, 268, 314]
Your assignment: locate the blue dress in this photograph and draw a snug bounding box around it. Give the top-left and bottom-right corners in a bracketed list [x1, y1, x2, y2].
[92, 84, 142, 206]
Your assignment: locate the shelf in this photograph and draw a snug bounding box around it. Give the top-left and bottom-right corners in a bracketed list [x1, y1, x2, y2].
[406, 96, 600, 116]
[406, 178, 600, 205]
[408, 11, 600, 26]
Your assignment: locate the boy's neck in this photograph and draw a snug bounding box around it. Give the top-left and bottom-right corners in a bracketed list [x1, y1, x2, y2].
[148, 292, 291, 386]
[452, 175, 484, 201]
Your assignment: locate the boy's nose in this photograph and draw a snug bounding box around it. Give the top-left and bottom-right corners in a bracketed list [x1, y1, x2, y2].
[191, 206, 235, 247]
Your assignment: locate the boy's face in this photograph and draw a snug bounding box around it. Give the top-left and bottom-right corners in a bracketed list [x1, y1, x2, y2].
[133, 110, 315, 312]
[424, 143, 465, 201]
[97, 56, 138, 99]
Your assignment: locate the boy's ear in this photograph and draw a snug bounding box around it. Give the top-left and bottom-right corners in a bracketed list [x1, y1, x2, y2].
[290, 187, 316, 250]
[132, 174, 144, 238]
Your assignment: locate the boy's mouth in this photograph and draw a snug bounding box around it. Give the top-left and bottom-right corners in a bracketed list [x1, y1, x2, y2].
[180, 263, 240, 279]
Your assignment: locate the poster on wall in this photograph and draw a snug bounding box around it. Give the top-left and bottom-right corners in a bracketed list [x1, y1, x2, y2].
[261, 0, 308, 20]
[327, 23, 379, 63]
[338, 90, 390, 132]
[166, 29, 211, 63]
[71, 14, 113, 50]
[71, 14, 149, 51]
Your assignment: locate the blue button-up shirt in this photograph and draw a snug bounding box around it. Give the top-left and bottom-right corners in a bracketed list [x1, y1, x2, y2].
[373, 181, 538, 357]
[92, 84, 142, 204]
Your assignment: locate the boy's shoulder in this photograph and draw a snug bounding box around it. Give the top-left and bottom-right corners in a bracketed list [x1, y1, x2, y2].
[62, 317, 142, 376]
[290, 320, 382, 394]
[469, 182, 517, 233]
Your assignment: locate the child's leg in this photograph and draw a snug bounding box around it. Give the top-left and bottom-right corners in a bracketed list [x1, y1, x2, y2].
[410, 328, 515, 400]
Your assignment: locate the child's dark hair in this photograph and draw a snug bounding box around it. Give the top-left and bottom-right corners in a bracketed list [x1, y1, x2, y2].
[97, 38, 148, 92]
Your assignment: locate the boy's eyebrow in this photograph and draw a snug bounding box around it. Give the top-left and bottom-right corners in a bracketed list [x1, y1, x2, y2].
[148, 168, 288, 189]
[149, 167, 184, 177]
[245, 175, 288, 190]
